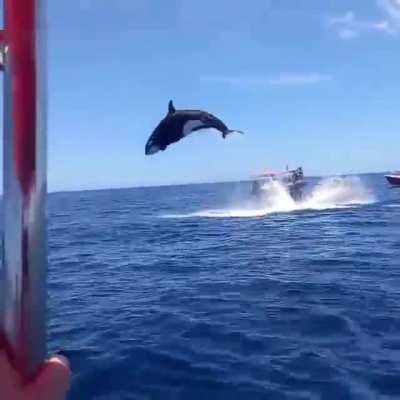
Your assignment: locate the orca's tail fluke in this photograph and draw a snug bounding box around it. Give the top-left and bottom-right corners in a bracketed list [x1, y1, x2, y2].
[223, 129, 244, 138]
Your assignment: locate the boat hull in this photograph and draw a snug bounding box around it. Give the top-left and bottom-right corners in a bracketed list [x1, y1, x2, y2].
[385, 175, 400, 186]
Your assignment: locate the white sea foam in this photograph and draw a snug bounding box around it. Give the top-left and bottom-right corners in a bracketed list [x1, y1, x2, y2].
[161, 176, 375, 219]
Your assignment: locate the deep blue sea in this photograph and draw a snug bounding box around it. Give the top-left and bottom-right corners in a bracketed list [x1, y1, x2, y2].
[47, 173, 400, 400]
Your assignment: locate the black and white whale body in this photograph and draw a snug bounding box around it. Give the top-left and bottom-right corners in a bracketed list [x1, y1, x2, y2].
[145, 100, 243, 155]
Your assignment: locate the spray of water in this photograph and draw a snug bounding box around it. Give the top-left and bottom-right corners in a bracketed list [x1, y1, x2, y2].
[161, 176, 375, 218]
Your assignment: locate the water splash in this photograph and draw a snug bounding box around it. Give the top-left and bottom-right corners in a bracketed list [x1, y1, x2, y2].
[302, 176, 375, 209]
[161, 176, 375, 219]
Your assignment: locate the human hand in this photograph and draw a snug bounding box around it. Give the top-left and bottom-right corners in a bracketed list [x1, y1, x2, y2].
[0, 351, 71, 400]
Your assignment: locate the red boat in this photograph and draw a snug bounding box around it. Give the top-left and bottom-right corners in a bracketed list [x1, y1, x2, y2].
[385, 173, 400, 186]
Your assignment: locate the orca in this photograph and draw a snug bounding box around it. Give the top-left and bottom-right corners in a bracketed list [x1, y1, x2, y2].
[145, 100, 243, 155]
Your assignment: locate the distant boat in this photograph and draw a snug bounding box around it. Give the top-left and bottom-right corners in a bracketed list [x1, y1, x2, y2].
[385, 172, 400, 186]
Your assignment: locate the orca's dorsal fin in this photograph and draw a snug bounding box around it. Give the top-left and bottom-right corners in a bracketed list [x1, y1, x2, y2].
[168, 100, 176, 115]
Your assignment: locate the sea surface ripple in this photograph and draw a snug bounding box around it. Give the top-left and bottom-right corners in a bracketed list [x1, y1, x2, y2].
[46, 174, 400, 399]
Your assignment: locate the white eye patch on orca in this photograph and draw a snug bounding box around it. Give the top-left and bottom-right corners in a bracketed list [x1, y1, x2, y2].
[147, 145, 160, 154]
[182, 120, 205, 137]
[145, 139, 160, 155]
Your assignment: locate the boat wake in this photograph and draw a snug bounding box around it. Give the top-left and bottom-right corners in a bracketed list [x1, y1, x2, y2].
[161, 176, 375, 219]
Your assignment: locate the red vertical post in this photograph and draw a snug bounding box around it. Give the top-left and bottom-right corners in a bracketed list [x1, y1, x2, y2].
[0, 0, 47, 380]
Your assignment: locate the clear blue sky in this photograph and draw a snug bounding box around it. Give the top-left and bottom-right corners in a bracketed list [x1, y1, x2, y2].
[5, 1, 400, 191]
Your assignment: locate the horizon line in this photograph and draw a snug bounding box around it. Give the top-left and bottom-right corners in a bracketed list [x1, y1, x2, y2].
[48, 170, 389, 195]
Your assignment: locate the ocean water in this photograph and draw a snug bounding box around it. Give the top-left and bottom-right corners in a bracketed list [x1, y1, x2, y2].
[47, 174, 400, 400]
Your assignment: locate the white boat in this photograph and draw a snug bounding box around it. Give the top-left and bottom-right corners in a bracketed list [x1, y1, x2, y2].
[251, 167, 306, 201]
